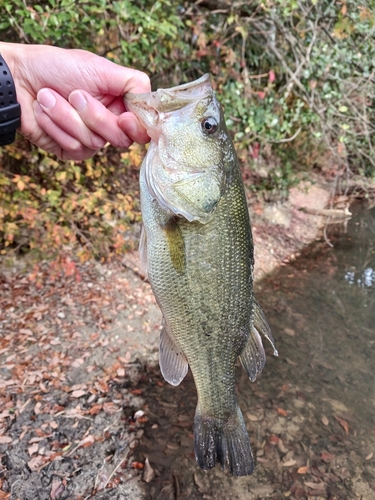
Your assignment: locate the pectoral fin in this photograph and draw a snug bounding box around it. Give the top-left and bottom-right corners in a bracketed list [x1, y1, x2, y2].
[162, 217, 186, 274]
[139, 225, 148, 278]
[159, 323, 188, 386]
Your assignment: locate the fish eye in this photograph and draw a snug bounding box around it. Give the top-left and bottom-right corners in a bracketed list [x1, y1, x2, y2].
[201, 117, 218, 135]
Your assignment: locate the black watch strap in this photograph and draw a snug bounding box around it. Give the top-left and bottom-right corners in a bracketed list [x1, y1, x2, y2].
[0, 54, 21, 147]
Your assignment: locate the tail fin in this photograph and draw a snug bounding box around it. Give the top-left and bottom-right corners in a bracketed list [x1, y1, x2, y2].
[194, 406, 254, 476]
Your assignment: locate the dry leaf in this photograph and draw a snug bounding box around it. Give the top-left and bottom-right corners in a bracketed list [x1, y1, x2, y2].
[28, 443, 39, 456]
[297, 466, 308, 474]
[0, 436, 12, 444]
[71, 389, 86, 398]
[365, 452, 373, 460]
[277, 439, 288, 454]
[277, 407, 288, 417]
[321, 452, 335, 463]
[27, 455, 45, 471]
[131, 461, 144, 469]
[143, 457, 155, 483]
[78, 435, 95, 448]
[284, 328, 295, 336]
[50, 478, 65, 499]
[283, 459, 296, 467]
[334, 415, 349, 435]
[304, 481, 326, 491]
[321, 415, 329, 426]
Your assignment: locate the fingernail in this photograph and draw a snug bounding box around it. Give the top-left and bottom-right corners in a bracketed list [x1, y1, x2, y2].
[69, 91, 87, 112]
[37, 89, 56, 109]
[33, 100, 42, 115]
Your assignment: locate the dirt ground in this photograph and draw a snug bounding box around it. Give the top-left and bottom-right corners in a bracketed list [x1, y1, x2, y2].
[1, 177, 352, 500]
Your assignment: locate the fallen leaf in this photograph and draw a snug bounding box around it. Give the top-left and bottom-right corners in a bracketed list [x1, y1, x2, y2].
[50, 478, 65, 499]
[297, 466, 308, 474]
[304, 481, 326, 491]
[269, 435, 279, 445]
[277, 439, 288, 454]
[277, 407, 288, 417]
[28, 443, 39, 456]
[78, 435, 95, 448]
[283, 459, 296, 467]
[0, 436, 12, 444]
[131, 461, 144, 469]
[334, 415, 349, 435]
[143, 457, 155, 483]
[71, 389, 86, 398]
[321, 452, 335, 463]
[27, 455, 45, 471]
[365, 452, 373, 460]
[284, 328, 295, 336]
[321, 415, 329, 426]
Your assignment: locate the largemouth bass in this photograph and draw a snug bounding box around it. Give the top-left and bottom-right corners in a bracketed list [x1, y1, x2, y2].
[124, 75, 277, 476]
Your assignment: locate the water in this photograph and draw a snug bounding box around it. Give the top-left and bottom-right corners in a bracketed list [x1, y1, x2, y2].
[136, 204, 375, 499]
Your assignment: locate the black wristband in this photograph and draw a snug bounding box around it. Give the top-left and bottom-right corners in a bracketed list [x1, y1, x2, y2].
[0, 54, 21, 147]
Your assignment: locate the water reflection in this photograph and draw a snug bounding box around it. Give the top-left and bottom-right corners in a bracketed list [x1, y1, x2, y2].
[345, 267, 375, 288]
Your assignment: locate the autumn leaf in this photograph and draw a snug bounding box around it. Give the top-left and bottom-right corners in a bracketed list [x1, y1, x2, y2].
[334, 415, 349, 435]
[277, 407, 288, 417]
[297, 466, 308, 474]
[321, 452, 335, 463]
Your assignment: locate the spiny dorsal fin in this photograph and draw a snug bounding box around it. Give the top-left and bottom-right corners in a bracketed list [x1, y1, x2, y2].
[159, 323, 188, 386]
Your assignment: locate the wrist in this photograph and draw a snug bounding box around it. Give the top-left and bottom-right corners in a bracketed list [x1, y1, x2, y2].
[0, 43, 22, 146]
[0, 42, 19, 76]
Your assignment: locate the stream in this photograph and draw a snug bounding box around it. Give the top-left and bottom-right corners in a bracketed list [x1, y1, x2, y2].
[135, 203, 375, 500]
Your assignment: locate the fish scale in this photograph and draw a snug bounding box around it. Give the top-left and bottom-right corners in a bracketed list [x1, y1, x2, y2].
[125, 74, 277, 476]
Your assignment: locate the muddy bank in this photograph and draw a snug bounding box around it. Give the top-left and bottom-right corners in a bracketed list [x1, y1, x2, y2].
[0, 179, 348, 499]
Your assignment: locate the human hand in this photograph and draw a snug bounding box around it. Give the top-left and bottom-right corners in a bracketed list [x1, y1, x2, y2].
[0, 42, 151, 160]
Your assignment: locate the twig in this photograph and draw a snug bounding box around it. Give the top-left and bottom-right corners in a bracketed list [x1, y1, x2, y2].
[102, 451, 130, 489]
[270, 127, 302, 144]
[173, 472, 180, 500]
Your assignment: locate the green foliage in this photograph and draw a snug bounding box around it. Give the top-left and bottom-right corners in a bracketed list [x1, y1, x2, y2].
[0, 0, 374, 258]
[0, 141, 143, 259]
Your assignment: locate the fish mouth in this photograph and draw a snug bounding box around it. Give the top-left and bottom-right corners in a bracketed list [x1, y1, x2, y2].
[124, 74, 212, 116]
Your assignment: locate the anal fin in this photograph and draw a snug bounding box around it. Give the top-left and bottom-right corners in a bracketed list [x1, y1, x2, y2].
[253, 298, 278, 356]
[240, 298, 278, 382]
[239, 326, 266, 382]
[159, 323, 188, 386]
